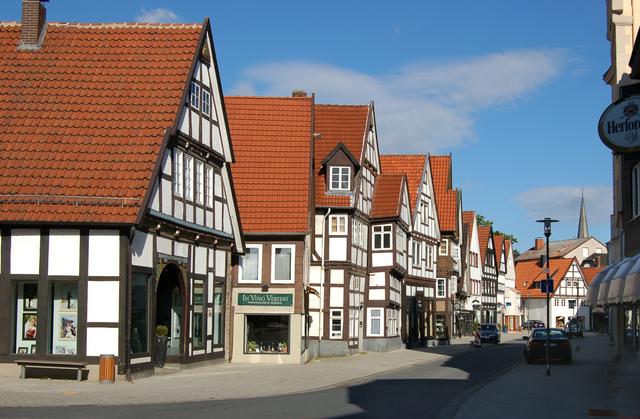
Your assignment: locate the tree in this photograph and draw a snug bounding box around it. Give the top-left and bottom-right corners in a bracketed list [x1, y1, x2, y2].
[475, 214, 518, 243]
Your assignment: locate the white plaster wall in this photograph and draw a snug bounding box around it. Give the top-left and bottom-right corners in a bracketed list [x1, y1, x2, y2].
[195, 246, 207, 275]
[10, 229, 40, 275]
[48, 229, 80, 276]
[88, 230, 120, 277]
[185, 204, 194, 223]
[86, 327, 119, 356]
[174, 242, 188, 258]
[315, 215, 324, 235]
[157, 236, 171, 255]
[330, 269, 344, 284]
[328, 237, 347, 261]
[372, 252, 393, 267]
[310, 266, 322, 285]
[330, 287, 343, 307]
[214, 202, 223, 230]
[174, 199, 184, 220]
[215, 250, 226, 277]
[162, 149, 172, 176]
[150, 182, 160, 212]
[309, 311, 320, 336]
[196, 207, 204, 226]
[369, 289, 385, 300]
[161, 179, 172, 216]
[178, 107, 189, 136]
[314, 238, 323, 259]
[202, 119, 211, 148]
[87, 281, 119, 323]
[190, 111, 200, 141]
[131, 231, 153, 268]
[309, 293, 320, 309]
[370, 272, 386, 287]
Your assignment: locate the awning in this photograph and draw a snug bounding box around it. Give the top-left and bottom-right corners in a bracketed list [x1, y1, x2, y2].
[607, 256, 636, 305]
[596, 264, 622, 306]
[586, 265, 611, 307]
[623, 255, 640, 303]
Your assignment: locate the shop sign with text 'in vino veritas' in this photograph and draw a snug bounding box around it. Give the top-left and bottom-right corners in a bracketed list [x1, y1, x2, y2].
[238, 293, 293, 306]
[599, 96, 640, 153]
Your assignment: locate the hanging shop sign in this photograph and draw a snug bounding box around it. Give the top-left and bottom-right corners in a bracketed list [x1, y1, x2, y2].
[598, 96, 640, 153]
[238, 293, 293, 307]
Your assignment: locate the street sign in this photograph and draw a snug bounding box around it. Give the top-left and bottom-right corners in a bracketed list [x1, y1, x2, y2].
[540, 279, 554, 293]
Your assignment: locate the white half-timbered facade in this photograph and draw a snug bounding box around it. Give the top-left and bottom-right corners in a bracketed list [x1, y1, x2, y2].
[462, 211, 483, 324]
[479, 226, 498, 323]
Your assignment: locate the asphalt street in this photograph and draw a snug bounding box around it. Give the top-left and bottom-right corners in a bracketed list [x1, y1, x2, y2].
[0, 340, 526, 419]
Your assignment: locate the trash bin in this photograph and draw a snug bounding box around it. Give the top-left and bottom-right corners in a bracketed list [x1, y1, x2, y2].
[99, 354, 116, 384]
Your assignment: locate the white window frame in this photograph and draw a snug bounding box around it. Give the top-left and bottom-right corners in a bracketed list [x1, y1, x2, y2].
[582, 247, 589, 258]
[439, 239, 449, 256]
[367, 307, 384, 337]
[437, 278, 446, 298]
[330, 309, 343, 339]
[271, 244, 295, 283]
[201, 89, 211, 116]
[195, 160, 204, 205]
[421, 200, 429, 225]
[238, 244, 262, 284]
[206, 165, 214, 208]
[190, 82, 200, 109]
[373, 224, 392, 250]
[633, 163, 640, 219]
[330, 166, 351, 191]
[412, 240, 421, 267]
[329, 215, 348, 235]
[184, 155, 194, 201]
[173, 149, 183, 197]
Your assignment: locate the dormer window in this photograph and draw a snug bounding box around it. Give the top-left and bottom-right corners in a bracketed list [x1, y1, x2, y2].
[330, 166, 350, 191]
[201, 90, 211, 116]
[190, 82, 200, 109]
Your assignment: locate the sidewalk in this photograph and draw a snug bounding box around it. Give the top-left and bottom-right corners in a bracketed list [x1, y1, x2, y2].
[454, 333, 640, 419]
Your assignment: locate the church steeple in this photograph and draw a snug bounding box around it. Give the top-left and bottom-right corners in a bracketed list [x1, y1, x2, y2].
[577, 188, 589, 238]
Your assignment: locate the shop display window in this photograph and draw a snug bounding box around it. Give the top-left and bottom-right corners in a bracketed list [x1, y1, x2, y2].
[192, 280, 204, 348]
[51, 282, 78, 355]
[131, 273, 150, 354]
[245, 315, 289, 354]
[213, 283, 224, 345]
[15, 282, 38, 354]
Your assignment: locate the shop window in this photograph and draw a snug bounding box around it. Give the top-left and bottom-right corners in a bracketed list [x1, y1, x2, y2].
[330, 215, 347, 235]
[51, 282, 79, 355]
[437, 278, 445, 298]
[373, 225, 392, 250]
[131, 273, 150, 354]
[245, 315, 289, 354]
[213, 282, 224, 345]
[239, 245, 261, 283]
[192, 280, 204, 348]
[330, 310, 342, 339]
[272, 245, 295, 283]
[367, 308, 383, 337]
[15, 282, 38, 354]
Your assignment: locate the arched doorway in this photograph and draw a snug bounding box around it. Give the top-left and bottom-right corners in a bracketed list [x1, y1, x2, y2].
[156, 264, 184, 358]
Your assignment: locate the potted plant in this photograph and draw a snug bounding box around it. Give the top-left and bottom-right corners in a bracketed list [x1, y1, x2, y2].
[247, 340, 258, 352]
[154, 325, 169, 367]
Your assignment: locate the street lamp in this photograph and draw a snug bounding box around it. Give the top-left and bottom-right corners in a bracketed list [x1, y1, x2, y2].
[536, 217, 558, 377]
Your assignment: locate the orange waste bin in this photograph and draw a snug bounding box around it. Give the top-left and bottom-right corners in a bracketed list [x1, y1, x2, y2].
[99, 354, 116, 384]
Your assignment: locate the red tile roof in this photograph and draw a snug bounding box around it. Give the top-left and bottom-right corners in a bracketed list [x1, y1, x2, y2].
[0, 22, 203, 224]
[226, 96, 312, 233]
[494, 234, 504, 262]
[477, 225, 492, 268]
[379, 154, 426, 212]
[314, 104, 369, 208]
[462, 211, 476, 229]
[371, 174, 404, 219]
[582, 266, 605, 285]
[504, 239, 513, 259]
[515, 258, 575, 298]
[429, 155, 457, 232]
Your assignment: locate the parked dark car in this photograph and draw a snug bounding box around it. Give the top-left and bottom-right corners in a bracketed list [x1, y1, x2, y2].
[479, 323, 501, 343]
[524, 328, 572, 364]
[523, 320, 545, 330]
[564, 323, 583, 338]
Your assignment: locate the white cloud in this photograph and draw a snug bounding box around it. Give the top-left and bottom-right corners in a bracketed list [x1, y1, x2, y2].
[230, 49, 565, 153]
[136, 8, 181, 23]
[513, 185, 612, 229]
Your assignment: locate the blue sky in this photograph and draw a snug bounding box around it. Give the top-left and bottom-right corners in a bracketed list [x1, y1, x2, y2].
[1, 1, 613, 252]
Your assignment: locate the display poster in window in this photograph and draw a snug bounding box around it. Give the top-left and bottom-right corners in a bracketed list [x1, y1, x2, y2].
[22, 313, 37, 341]
[22, 283, 37, 311]
[52, 283, 78, 355]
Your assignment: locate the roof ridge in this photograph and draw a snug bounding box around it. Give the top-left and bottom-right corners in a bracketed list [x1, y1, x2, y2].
[316, 103, 368, 108]
[0, 22, 19, 26]
[225, 95, 312, 100]
[381, 153, 426, 157]
[47, 22, 202, 29]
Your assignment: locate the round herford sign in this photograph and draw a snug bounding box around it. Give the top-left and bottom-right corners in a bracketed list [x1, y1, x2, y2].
[599, 96, 640, 153]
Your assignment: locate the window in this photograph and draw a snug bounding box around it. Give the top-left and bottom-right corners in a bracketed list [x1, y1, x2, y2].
[213, 282, 224, 345]
[51, 282, 79, 355]
[173, 149, 183, 197]
[386, 309, 399, 337]
[330, 166, 350, 191]
[412, 240, 421, 267]
[206, 165, 214, 208]
[421, 201, 429, 225]
[582, 247, 589, 258]
[439, 239, 448, 255]
[272, 244, 295, 283]
[373, 225, 392, 250]
[245, 315, 289, 354]
[239, 245, 261, 283]
[192, 280, 204, 348]
[633, 163, 640, 218]
[437, 278, 446, 298]
[15, 282, 38, 354]
[330, 215, 347, 235]
[330, 310, 342, 339]
[452, 245, 459, 259]
[190, 82, 200, 109]
[201, 89, 211, 116]
[596, 247, 602, 254]
[367, 308, 383, 336]
[195, 160, 204, 205]
[184, 155, 193, 201]
[131, 274, 150, 354]
[427, 245, 433, 268]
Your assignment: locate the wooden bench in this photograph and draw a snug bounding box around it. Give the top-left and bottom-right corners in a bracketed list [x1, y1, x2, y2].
[16, 359, 87, 381]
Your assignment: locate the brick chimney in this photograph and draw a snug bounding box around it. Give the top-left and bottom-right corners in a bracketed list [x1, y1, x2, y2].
[292, 90, 308, 98]
[534, 238, 544, 250]
[19, 0, 47, 50]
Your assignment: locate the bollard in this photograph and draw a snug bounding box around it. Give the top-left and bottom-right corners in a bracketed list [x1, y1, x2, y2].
[99, 354, 116, 384]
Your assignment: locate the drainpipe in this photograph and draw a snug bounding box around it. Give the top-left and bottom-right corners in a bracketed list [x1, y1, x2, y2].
[319, 208, 331, 356]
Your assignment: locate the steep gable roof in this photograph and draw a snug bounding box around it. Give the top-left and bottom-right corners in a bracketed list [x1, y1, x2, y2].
[371, 174, 405, 219]
[379, 154, 427, 212]
[515, 257, 576, 298]
[477, 225, 492, 267]
[0, 21, 204, 224]
[314, 104, 369, 208]
[429, 155, 457, 232]
[494, 234, 504, 264]
[226, 96, 312, 233]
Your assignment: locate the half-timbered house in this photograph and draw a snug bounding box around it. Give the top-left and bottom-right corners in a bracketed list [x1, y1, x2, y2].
[462, 211, 482, 327]
[503, 239, 522, 331]
[0, 1, 244, 379]
[478, 226, 498, 323]
[226, 95, 314, 364]
[380, 155, 441, 347]
[309, 103, 380, 355]
[494, 234, 506, 328]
